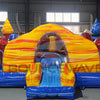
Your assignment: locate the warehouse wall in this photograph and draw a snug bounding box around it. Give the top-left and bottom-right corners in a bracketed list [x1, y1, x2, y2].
[0, 0, 97, 34]
[0, 0, 25, 33]
[30, 0, 96, 33]
[97, 0, 100, 21]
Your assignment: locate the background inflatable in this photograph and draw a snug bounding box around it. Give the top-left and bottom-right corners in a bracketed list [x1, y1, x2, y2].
[92, 18, 100, 35]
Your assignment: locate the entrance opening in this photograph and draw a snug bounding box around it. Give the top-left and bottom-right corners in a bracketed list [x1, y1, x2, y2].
[34, 32, 69, 63]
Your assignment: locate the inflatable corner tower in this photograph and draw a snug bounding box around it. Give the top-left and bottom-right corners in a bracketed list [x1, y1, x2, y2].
[2, 18, 14, 34]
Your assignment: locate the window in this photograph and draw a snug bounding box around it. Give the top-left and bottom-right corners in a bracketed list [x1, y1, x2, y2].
[63, 13, 71, 22]
[55, 13, 63, 22]
[46, 12, 80, 22]
[46, 12, 55, 22]
[0, 12, 8, 22]
[72, 13, 79, 22]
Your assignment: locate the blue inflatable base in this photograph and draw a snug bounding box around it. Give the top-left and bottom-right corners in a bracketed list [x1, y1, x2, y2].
[26, 73, 100, 99]
[0, 72, 26, 87]
[0, 72, 100, 88]
[75, 73, 100, 87]
[26, 86, 75, 99]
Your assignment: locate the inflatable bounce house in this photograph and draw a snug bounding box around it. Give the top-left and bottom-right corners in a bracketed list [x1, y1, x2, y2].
[82, 18, 100, 52]
[91, 18, 100, 52]
[1, 19, 100, 99]
[92, 18, 100, 37]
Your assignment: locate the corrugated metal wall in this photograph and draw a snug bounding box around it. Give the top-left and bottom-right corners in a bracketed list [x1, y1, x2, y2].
[0, 0, 96, 33]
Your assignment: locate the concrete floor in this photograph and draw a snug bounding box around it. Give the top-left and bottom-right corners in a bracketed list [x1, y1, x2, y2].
[0, 88, 100, 100]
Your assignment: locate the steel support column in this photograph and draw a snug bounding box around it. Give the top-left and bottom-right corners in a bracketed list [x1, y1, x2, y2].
[25, 0, 30, 32]
[96, 0, 100, 21]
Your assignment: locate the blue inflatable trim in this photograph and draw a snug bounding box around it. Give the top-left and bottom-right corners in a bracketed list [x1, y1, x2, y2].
[9, 34, 19, 41]
[0, 50, 3, 72]
[75, 73, 100, 87]
[91, 36, 100, 39]
[0, 72, 100, 88]
[26, 86, 75, 99]
[0, 72, 26, 87]
[92, 18, 100, 34]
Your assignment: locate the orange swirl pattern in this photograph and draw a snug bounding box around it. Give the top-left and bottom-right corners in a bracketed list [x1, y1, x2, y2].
[3, 23, 100, 72]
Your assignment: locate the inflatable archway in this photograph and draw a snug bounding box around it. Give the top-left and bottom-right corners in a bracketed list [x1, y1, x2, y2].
[34, 32, 69, 63]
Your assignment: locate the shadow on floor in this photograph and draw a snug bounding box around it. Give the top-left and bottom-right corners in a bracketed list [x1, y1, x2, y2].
[74, 88, 83, 99]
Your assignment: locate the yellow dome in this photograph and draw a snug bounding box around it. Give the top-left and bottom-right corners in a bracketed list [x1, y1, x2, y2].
[3, 23, 100, 73]
[1, 18, 14, 34]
